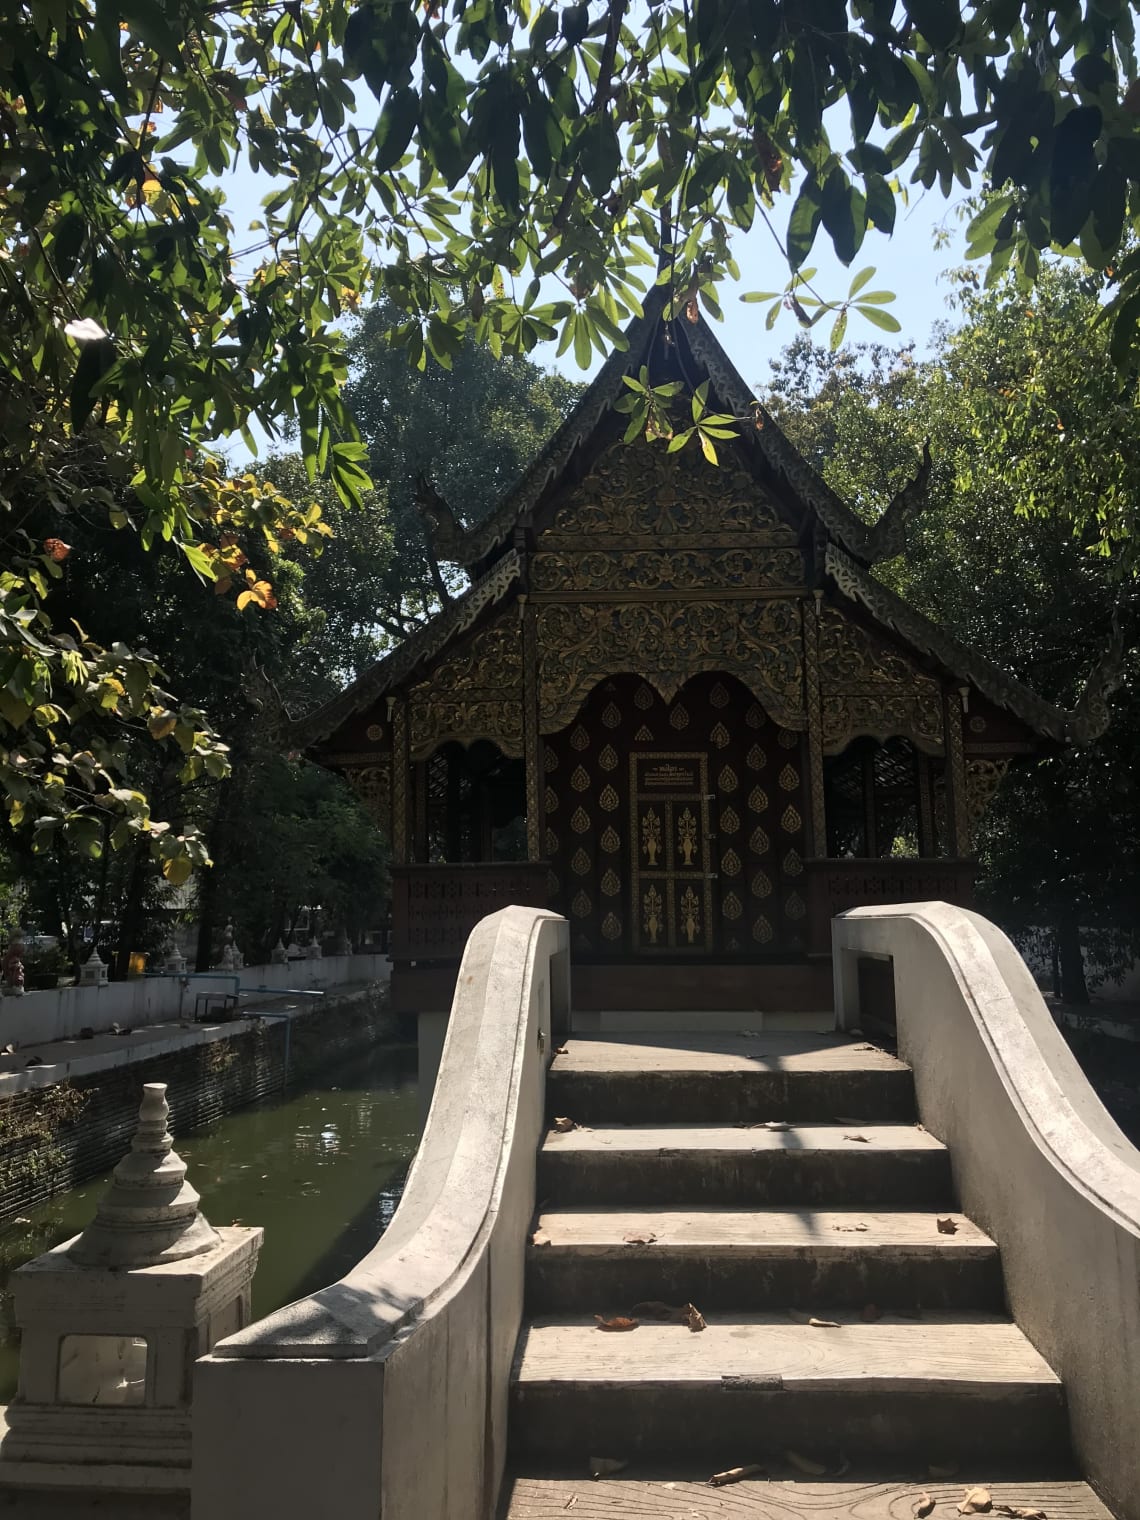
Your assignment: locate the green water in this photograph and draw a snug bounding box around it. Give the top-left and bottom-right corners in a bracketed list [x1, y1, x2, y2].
[0, 1042, 419, 1400]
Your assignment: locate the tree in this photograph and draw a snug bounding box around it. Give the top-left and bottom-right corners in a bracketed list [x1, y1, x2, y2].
[5, 0, 1140, 875]
[767, 263, 1140, 1000]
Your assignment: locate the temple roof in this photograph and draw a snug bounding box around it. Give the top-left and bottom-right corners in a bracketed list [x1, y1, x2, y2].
[292, 296, 1121, 753]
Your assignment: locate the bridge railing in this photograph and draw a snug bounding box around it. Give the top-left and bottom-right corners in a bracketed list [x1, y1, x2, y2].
[833, 902, 1140, 1520]
[191, 905, 570, 1520]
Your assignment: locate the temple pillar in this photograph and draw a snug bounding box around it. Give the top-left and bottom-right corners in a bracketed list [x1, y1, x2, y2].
[803, 592, 827, 858]
[388, 695, 411, 866]
[943, 685, 971, 857]
[521, 596, 543, 862]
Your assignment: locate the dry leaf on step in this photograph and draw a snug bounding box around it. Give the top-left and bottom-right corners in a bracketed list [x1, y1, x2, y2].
[554, 1045, 568, 1056]
[595, 1314, 639, 1332]
[843, 1132, 870, 1142]
[785, 1451, 829, 1476]
[563, 1497, 578, 1511]
[929, 1465, 960, 1480]
[937, 1216, 959, 1234]
[589, 1457, 628, 1479]
[765, 1120, 791, 1131]
[552, 1116, 577, 1133]
[994, 1507, 1046, 1518]
[531, 1229, 551, 1248]
[861, 1303, 882, 1321]
[709, 1464, 766, 1486]
[913, 1494, 936, 1518]
[832, 1222, 869, 1233]
[686, 1302, 707, 1332]
[622, 1231, 658, 1247]
[808, 1316, 841, 1328]
[958, 1487, 993, 1514]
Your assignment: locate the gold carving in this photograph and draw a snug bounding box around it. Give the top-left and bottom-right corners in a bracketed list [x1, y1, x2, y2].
[531, 545, 804, 594]
[680, 886, 701, 944]
[710, 682, 730, 708]
[545, 785, 558, 813]
[785, 891, 806, 921]
[544, 744, 559, 771]
[391, 700, 409, 865]
[545, 827, 559, 855]
[710, 722, 730, 748]
[601, 825, 620, 852]
[677, 807, 698, 865]
[966, 758, 1010, 827]
[723, 891, 743, 921]
[344, 763, 391, 827]
[602, 868, 621, 896]
[721, 848, 741, 877]
[408, 617, 523, 760]
[818, 605, 944, 753]
[365, 723, 384, 742]
[721, 806, 740, 835]
[746, 744, 766, 771]
[602, 912, 622, 941]
[778, 728, 798, 749]
[600, 785, 619, 811]
[750, 825, 770, 854]
[571, 890, 591, 918]
[751, 871, 772, 898]
[781, 805, 802, 833]
[635, 684, 654, 710]
[570, 724, 590, 751]
[748, 786, 769, 814]
[603, 701, 621, 729]
[641, 807, 663, 865]
[537, 601, 805, 733]
[779, 763, 799, 790]
[599, 744, 618, 770]
[571, 765, 590, 792]
[571, 806, 590, 833]
[752, 915, 774, 945]
[571, 847, 591, 876]
[718, 765, 738, 792]
[746, 705, 764, 729]
[643, 886, 663, 945]
[634, 724, 654, 742]
[669, 703, 690, 730]
[783, 848, 803, 876]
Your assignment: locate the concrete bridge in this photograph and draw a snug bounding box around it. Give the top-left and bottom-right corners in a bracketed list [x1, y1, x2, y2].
[182, 901, 1140, 1520]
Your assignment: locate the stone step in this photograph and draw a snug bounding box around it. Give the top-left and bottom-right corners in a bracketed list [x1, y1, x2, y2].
[509, 1315, 1068, 1468]
[538, 1124, 951, 1209]
[547, 1033, 914, 1126]
[499, 1475, 1108, 1520]
[526, 1207, 1004, 1314]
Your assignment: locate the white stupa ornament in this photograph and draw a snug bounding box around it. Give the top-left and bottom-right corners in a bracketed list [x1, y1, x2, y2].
[69, 1083, 220, 1268]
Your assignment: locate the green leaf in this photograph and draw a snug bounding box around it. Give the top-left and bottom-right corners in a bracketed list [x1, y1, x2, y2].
[830, 307, 849, 351]
[855, 304, 903, 332]
[787, 178, 823, 271]
[741, 291, 781, 302]
[852, 289, 896, 305]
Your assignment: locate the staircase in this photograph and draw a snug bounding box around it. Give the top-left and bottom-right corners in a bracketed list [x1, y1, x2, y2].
[500, 1029, 1113, 1518]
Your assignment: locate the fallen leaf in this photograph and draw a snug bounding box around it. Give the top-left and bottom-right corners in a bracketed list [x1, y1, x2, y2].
[785, 1450, 829, 1476]
[531, 1229, 551, 1248]
[552, 1116, 577, 1133]
[861, 1303, 882, 1321]
[958, 1487, 993, 1514]
[554, 1045, 569, 1056]
[916, 1122, 926, 1132]
[929, 1465, 960, 1480]
[765, 1119, 791, 1131]
[937, 1216, 959, 1234]
[622, 1231, 658, 1247]
[563, 1497, 578, 1511]
[589, 1457, 628, 1479]
[914, 1494, 936, 1518]
[843, 1132, 870, 1142]
[809, 1316, 841, 1328]
[595, 1315, 639, 1332]
[994, 1508, 1045, 1519]
[831, 1222, 869, 1233]
[686, 1302, 707, 1332]
[709, 1464, 766, 1486]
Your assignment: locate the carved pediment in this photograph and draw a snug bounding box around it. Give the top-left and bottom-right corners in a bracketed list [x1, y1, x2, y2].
[408, 616, 524, 759]
[818, 605, 944, 753]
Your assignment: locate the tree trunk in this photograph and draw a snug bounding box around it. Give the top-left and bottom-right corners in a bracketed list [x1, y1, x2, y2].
[1057, 918, 1089, 1005]
[114, 843, 148, 981]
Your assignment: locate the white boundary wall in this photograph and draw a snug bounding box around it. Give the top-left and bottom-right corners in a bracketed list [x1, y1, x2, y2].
[834, 902, 1140, 1520]
[0, 955, 390, 1049]
[192, 906, 569, 1520]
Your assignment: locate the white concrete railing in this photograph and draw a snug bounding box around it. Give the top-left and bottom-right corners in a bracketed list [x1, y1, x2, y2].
[834, 903, 1140, 1520]
[0, 954, 390, 1048]
[191, 905, 570, 1520]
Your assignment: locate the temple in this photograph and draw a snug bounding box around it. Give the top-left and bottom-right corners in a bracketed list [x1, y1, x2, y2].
[293, 290, 1112, 1015]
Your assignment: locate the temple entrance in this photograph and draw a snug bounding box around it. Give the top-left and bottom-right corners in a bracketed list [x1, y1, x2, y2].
[543, 673, 809, 961]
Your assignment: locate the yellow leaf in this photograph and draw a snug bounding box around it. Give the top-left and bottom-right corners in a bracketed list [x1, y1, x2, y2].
[140, 176, 162, 203]
[148, 712, 177, 741]
[236, 590, 254, 610]
[162, 854, 193, 886]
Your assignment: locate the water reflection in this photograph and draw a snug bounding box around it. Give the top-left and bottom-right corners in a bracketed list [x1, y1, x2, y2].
[0, 1041, 418, 1401]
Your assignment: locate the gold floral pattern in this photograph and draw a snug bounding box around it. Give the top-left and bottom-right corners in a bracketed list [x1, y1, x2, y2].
[635, 684, 654, 710]
[750, 825, 770, 854]
[602, 912, 622, 941]
[720, 806, 740, 835]
[544, 827, 559, 856]
[642, 886, 663, 944]
[785, 891, 806, 920]
[544, 745, 559, 771]
[778, 763, 799, 790]
[599, 744, 618, 770]
[571, 764, 590, 792]
[669, 703, 690, 730]
[571, 806, 590, 833]
[752, 915, 774, 944]
[721, 848, 741, 876]
[600, 785, 619, 811]
[571, 847, 591, 876]
[641, 807, 663, 865]
[603, 701, 621, 729]
[746, 705, 764, 729]
[748, 785, 769, 813]
[571, 724, 590, 751]
[634, 724, 654, 742]
[602, 868, 621, 896]
[746, 744, 766, 770]
[710, 682, 730, 709]
[677, 807, 698, 865]
[680, 886, 701, 944]
[710, 721, 730, 748]
[718, 764, 738, 792]
[545, 785, 558, 813]
[783, 849, 803, 876]
[571, 890, 592, 918]
[722, 891, 743, 921]
[778, 728, 799, 749]
[780, 804, 802, 833]
[751, 871, 772, 898]
[601, 825, 620, 852]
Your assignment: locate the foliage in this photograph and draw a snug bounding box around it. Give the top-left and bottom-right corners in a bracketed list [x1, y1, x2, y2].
[767, 264, 1140, 998]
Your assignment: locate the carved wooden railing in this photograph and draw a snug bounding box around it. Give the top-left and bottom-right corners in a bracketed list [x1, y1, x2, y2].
[805, 857, 976, 956]
[390, 862, 549, 962]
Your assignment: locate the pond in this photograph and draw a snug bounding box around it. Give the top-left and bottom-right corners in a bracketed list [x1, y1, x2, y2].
[0, 1041, 419, 1401]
